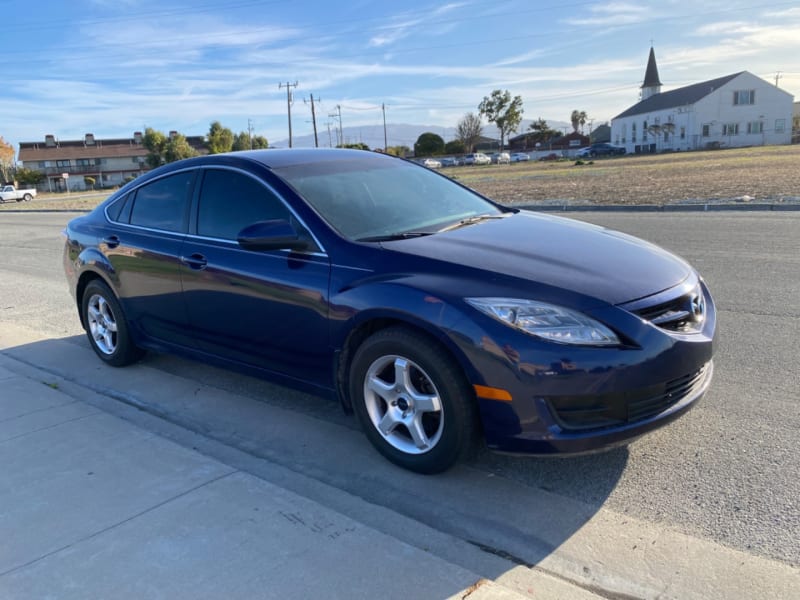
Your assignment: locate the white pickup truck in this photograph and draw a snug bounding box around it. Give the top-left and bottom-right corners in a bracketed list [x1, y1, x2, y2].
[0, 185, 37, 202]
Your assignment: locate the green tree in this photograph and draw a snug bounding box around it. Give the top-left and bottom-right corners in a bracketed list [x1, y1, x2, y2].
[207, 121, 234, 154]
[14, 167, 44, 186]
[0, 136, 14, 183]
[444, 140, 465, 154]
[478, 90, 523, 150]
[164, 133, 199, 163]
[385, 145, 410, 157]
[339, 142, 370, 150]
[528, 118, 560, 145]
[143, 127, 198, 166]
[414, 132, 445, 156]
[143, 127, 167, 168]
[570, 110, 588, 134]
[232, 131, 269, 151]
[455, 112, 483, 153]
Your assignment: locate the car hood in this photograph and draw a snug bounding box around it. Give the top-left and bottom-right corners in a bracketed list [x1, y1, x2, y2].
[385, 211, 691, 305]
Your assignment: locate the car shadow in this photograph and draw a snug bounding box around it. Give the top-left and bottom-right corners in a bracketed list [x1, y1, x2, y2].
[3, 333, 628, 581]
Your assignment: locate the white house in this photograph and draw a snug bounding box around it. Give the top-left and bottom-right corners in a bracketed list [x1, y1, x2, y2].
[611, 48, 794, 154]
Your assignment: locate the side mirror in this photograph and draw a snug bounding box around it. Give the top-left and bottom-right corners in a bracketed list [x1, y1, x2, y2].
[237, 220, 309, 251]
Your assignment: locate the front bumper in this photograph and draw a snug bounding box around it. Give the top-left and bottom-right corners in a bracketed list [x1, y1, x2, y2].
[459, 281, 716, 455]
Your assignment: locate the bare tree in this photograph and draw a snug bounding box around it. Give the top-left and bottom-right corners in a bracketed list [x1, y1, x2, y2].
[456, 112, 483, 153]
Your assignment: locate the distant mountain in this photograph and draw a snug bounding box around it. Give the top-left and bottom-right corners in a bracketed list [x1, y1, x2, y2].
[274, 119, 573, 150]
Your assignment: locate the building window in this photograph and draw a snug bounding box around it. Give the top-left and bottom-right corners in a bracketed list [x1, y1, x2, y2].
[631, 123, 636, 143]
[733, 90, 755, 105]
[76, 158, 96, 166]
[775, 119, 786, 133]
[702, 124, 711, 137]
[747, 121, 763, 134]
[56, 159, 71, 167]
[664, 131, 669, 142]
[723, 123, 739, 136]
[680, 127, 686, 140]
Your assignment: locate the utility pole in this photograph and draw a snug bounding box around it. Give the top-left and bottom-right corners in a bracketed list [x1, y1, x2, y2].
[279, 81, 298, 147]
[775, 71, 783, 87]
[304, 95, 320, 148]
[247, 118, 254, 149]
[325, 121, 333, 147]
[329, 105, 343, 147]
[382, 103, 388, 150]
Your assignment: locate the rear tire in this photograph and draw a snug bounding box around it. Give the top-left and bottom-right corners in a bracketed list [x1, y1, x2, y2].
[23, 193, 33, 201]
[349, 327, 477, 474]
[81, 280, 144, 367]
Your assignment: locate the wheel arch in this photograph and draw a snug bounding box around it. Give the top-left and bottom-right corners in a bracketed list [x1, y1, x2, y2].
[334, 314, 480, 415]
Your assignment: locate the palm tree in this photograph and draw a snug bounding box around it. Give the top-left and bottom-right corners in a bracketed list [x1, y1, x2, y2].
[570, 110, 588, 134]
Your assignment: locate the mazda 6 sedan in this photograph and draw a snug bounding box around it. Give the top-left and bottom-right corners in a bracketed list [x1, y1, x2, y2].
[63, 149, 716, 473]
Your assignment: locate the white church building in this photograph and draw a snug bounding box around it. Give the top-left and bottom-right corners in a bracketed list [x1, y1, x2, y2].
[611, 48, 794, 154]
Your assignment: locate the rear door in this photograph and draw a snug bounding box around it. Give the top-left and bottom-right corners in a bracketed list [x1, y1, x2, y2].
[180, 167, 332, 387]
[105, 169, 195, 346]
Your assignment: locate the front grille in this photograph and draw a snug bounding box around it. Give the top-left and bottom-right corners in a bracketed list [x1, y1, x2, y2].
[632, 284, 706, 333]
[546, 365, 709, 431]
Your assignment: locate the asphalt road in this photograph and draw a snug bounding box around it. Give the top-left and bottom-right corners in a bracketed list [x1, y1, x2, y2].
[1, 211, 798, 569]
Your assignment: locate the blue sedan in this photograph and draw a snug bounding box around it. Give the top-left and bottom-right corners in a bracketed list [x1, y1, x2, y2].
[63, 149, 715, 473]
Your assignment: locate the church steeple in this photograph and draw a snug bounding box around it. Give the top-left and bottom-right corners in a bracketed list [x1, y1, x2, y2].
[641, 46, 662, 100]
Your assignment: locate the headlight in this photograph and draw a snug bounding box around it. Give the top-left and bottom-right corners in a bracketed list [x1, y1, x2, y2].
[465, 298, 619, 346]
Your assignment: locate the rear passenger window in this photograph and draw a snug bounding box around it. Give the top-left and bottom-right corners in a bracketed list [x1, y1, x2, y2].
[197, 169, 291, 240]
[129, 171, 194, 232]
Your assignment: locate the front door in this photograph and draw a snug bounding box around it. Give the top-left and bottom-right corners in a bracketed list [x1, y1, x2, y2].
[179, 167, 332, 388]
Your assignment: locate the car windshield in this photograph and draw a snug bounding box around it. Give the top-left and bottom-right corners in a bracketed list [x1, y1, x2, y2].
[274, 157, 502, 241]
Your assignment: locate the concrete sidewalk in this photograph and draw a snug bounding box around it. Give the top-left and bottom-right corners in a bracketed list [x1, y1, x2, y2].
[0, 352, 598, 599]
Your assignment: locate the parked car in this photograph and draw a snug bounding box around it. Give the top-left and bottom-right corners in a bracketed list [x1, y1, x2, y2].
[422, 158, 442, 169]
[462, 153, 491, 166]
[63, 149, 716, 474]
[510, 153, 530, 162]
[577, 143, 627, 158]
[438, 157, 460, 167]
[0, 184, 37, 202]
[490, 152, 511, 164]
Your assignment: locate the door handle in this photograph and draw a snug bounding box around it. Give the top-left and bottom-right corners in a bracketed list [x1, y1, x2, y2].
[102, 235, 120, 249]
[181, 253, 208, 270]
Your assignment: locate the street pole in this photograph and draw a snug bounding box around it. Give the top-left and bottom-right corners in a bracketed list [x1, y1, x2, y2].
[279, 81, 298, 147]
[382, 103, 388, 150]
[305, 95, 320, 148]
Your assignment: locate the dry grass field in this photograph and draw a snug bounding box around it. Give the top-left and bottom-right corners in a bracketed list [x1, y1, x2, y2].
[4, 144, 799, 212]
[457, 144, 800, 206]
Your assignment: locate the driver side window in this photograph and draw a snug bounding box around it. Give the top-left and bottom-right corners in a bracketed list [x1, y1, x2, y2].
[196, 169, 291, 241]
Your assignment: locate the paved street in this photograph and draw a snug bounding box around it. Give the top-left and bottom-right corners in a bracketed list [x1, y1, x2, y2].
[0, 210, 798, 598]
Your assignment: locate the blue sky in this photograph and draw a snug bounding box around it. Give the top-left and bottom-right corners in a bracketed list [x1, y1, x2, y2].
[4, 0, 799, 151]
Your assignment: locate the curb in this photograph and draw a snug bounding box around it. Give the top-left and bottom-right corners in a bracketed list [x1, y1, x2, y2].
[4, 203, 800, 215]
[519, 202, 800, 212]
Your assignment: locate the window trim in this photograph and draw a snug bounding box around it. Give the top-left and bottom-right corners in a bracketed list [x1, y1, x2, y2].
[103, 166, 197, 235]
[188, 165, 327, 256]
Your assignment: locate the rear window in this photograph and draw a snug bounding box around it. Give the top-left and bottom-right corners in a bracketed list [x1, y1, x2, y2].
[129, 171, 195, 232]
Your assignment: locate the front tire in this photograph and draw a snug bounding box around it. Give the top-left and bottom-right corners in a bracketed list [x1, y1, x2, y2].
[81, 280, 143, 367]
[349, 327, 477, 474]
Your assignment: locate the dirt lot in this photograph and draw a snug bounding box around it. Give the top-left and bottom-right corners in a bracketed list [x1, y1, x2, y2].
[4, 144, 799, 212]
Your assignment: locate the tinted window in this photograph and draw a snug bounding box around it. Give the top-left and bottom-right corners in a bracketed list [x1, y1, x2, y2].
[197, 169, 291, 240]
[274, 158, 499, 241]
[106, 193, 130, 222]
[129, 171, 194, 232]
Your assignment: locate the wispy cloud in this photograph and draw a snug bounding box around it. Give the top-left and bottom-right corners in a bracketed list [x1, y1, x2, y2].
[563, 2, 650, 27]
[368, 3, 466, 47]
